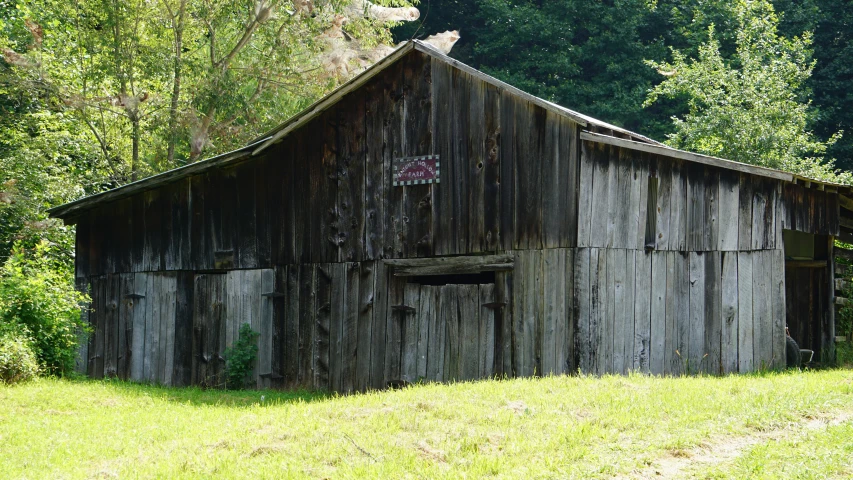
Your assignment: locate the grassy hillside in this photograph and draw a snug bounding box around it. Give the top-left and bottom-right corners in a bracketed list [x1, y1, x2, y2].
[2, 371, 852, 479]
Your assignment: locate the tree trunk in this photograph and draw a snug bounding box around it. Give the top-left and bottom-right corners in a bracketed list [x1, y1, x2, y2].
[167, 0, 187, 166]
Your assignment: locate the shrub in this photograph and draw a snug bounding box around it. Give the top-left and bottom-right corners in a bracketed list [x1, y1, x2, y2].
[224, 323, 259, 390]
[0, 240, 89, 376]
[0, 330, 40, 384]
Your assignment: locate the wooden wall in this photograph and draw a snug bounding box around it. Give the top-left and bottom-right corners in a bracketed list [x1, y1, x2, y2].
[574, 248, 786, 375]
[781, 183, 840, 236]
[577, 141, 784, 251]
[74, 50, 580, 280]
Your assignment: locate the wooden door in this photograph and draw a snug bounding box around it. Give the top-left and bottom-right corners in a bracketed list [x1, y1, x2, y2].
[399, 282, 497, 384]
[192, 269, 275, 389]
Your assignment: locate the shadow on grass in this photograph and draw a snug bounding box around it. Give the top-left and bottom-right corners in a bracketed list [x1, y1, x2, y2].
[74, 377, 333, 407]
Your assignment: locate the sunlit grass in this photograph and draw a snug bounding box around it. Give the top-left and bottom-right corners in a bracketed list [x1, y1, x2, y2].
[1, 370, 852, 479]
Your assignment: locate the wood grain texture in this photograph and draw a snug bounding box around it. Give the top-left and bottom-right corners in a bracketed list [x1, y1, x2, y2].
[459, 284, 480, 381]
[649, 252, 667, 375]
[634, 251, 652, 373]
[721, 252, 739, 374]
[703, 251, 722, 375]
[574, 248, 591, 373]
[737, 251, 754, 372]
[478, 284, 496, 378]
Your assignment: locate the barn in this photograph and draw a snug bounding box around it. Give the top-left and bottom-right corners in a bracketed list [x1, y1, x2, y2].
[49, 40, 845, 392]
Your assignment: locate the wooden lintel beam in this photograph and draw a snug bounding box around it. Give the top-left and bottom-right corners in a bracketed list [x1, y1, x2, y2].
[785, 260, 828, 269]
[385, 254, 514, 277]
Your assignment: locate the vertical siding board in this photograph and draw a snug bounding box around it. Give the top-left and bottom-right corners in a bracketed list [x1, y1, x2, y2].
[718, 171, 740, 251]
[687, 164, 706, 251]
[316, 113, 338, 263]
[514, 102, 543, 250]
[495, 270, 513, 376]
[738, 174, 754, 250]
[604, 249, 619, 374]
[427, 283, 446, 381]
[650, 252, 667, 375]
[527, 250, 543, 376]
[459, 284, 480, 381]
[402, 283, 421, 383]
[753, 251, 773, 369]
[669, 160, 688, 251]
[704, 251, 722, 375]
[575, 248, 591, 373]
[255, 161, 272, 268]
[771, 250, 786, 370]
[159, 185, 174, 272]
[130, 196, 145, 271]
[337, 96, 366, 263]
[370, 261, 389, 389]
[189, 175, 207, 270]
[403, 53, 434, 257]
[173, 272, 194, 386]
[297, 266, 316, 387]
[283, 266, 299, 388]
[442, 284, 460, 382]
[130, 273, 147, 381]
[751, 178, 769, 251]
[467, 78, 486, 253]
[577, 142, 594, 247]
[721, 253, 739, 374]
[364, 78, 385, 261]
[483, 83, 502, 251]
[430, 59, 453, 256]
[737, 251, 754, 372]
[673, 252, 691, 375]
[688, 252, 705, 374]
[104, 274, 119, 377]
[204, 172, 225, 267]
[605, 146, 621, 248]
[634, 252, 652, 373]
[499, 90, 516, 251]
[220, 168, 239, 269]
[329, 263, 346, 391]
[385, 275, 405, 383]
[315, 264, 333, 390]
[590, 248, 606, 374]
[417, 285, 436, 380]
[143, 190, 162, 271]
[355, 262, 374, 390]
[827, 193, 840, 235]
[655, 159, 673, 250]
[74, 217, 89, 280]
[634, 153, 650, 250]
[342, 262, 359, 392]
[478, 284, 496, 378]
[542, 111, 567, 248]
[705, 168, 719, 251]
[590, 143, 611, 248]
[451, 68, 471, 254]
[115, 198, 133, 273]
[542, 249, 560, 375]
[270, 267, 286, 389]
[563, 119, 579, 247]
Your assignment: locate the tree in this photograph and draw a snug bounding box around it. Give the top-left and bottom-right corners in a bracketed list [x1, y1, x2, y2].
[644, 0, 849, 183]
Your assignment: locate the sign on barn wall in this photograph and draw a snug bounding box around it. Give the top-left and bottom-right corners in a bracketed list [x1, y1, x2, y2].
[393, 155, 440, 186]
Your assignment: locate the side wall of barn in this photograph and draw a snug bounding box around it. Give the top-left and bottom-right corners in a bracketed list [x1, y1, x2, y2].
[575, 140, 790, 373]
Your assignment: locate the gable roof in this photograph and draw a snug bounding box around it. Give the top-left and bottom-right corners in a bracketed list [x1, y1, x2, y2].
[48, 40, 839, 220]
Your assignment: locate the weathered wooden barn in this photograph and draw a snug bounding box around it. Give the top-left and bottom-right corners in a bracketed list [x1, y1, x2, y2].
[50, 40, 847, 391]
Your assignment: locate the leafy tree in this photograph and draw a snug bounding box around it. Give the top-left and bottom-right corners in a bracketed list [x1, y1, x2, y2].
[644, 0, 848, 183]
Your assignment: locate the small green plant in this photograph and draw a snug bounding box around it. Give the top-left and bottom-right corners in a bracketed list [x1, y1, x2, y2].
[0, 330, 40, 384]
[224, 323, 259, 390]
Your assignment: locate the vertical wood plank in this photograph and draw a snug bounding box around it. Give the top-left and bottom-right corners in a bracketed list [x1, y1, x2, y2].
[771, 249, 786, 370]
[542, 112, 568, 248]
[370, 261, 388, 389]
[129, 273, 147, 381]
[356, 262, 375, 390]
[441, 284, 460, 382]
[384, 275, 405, 384]
[669, 161, 688, 251]
[753, 251, 773, 369]
[674, 252, 691, 375]
[721, 252, 739, 374]
[704, 251, 722, 375]
[688, 252, 706, 374]
[562, 249, 576, 373]
[363, 78, 385, 261]
[705, 167, 719, 251]
[173, 271, 194, 386]
[429, 59, 452, 256]
[459, 284, 480, 381]
[427, 284, 446, 381]
[738, 174, 754, 251]
[342, 262, 359, 392]
[655, 159, 673, 250]
[574, 248, 591, 373]
[542, 249, 563, 375]
[451, 68, 471, 254]
[605, 249, 620, 374]
[467, 77, 486, 253]
[314, 264, 333, 390]
[483, 83, 502, 251]
[634, 152, 650, 250]
[687, 164, 706, 251]
[382, 61, 404, 259]
[478, 284, 496, 379]
[402, 52, 434, 256]
[650, 252, 667, 375]
[104, 274, 119, 378]
[623, 250, 636, 373]
[495, 270, 513, 377]
[260, 269, 275, 388]
[329, 263, 346, 392]
[282, 266, 299, 388]
[297, 266, 316, 388]
[737, 251, 754, 372]
[143, 190, 162, 271]
[499, 91, 516, 251]
[337, 96, 366, 263]
[590, 248, 607, 374]
[577, 142, 595, 247]
[401, 282, 421, 383]
[417, 285, 436, 381]
[718, 171, 740, 251]
[751, 178, 769, 251]
[634, 251, 652, 373]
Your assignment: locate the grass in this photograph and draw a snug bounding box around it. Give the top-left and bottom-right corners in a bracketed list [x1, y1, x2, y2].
[2, 370, 852, 479]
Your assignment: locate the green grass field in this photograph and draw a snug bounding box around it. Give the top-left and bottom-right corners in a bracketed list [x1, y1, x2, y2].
[2, 370, 852, 479]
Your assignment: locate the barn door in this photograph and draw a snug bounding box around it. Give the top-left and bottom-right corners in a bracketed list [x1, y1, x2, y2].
[192, 269, 274, 389]
[399, 281, 497, 384]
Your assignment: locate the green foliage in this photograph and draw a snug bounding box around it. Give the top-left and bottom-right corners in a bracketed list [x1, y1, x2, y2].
[0, 329, 39, 384]
[0, 240, 89, 376]
[644, 0, 848, 183]
[223, 323, 259, 390]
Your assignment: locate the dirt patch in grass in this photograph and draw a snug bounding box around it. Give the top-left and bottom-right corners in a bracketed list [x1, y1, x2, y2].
[622, 410, 853, 479]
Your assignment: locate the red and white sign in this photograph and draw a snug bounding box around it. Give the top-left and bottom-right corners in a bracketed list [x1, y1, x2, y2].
[393, 155, 440, 186]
